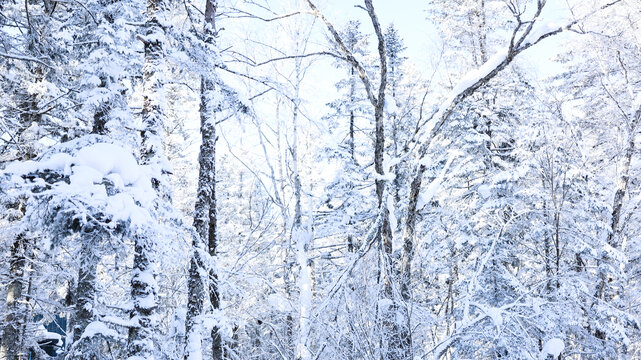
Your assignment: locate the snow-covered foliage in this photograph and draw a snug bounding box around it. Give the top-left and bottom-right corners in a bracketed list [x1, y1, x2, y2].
[4, 138, 160, 233]
[1, 0, 639, 359]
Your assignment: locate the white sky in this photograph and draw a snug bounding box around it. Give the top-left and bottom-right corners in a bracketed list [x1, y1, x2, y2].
[326, 0, 437, 68]
[322, 0, 574, 77]
[299, 0, 573, 111]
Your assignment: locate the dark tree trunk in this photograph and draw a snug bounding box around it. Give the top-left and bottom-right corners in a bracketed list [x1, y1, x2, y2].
[1, 55, 43, 358]
[203, 0, 223, 355]
[68, 232, 101, 360]
[127, 238, 159, 358]
[185, 1, 223, 359]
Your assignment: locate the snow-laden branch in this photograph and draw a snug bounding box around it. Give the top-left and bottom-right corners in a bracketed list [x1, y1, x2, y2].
[0, 52, 53, 69]
[401, 1, 624, 294]
[415, 0, 623, 161]
[223, 8, 301, 22]
[416, 150, 460, 209]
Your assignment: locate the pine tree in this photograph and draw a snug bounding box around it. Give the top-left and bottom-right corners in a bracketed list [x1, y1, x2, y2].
[0, 1, 71, 357]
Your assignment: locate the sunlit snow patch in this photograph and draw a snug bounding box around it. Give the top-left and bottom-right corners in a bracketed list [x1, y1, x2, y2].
[540, 338, 564, 359]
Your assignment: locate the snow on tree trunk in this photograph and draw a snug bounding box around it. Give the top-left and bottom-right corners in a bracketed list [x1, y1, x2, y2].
[127, 0, 168, 357]
[71, 233, 100, 344]
[0, 232, 30, 360]
[68, 235, 103, 360]
[360, 2, 411, 358]
[290, 58, 313, 359]
[204, 36, 224, 360]
[349, 66, 356, 163]
[597, 106, 639, 300]
[185, 1, 223, 359]
[70, 46, 114, 356]
[0, 30, 44, 356]
[294, 224, 313, 360]
[128, 238, 160, 359]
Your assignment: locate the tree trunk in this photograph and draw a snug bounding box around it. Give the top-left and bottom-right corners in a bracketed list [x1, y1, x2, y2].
[68, 234, 101, 360]
[185, 1, 223, 359]
[0, 233, 30, 360]
[128, 238, 159, 359]
[359, 1, 411, 357]
[349, 67, 356, 163]
[596, 106, 639, 300]
[127, 0, 167, 357]
[1, 66, 43, 359]
[290, 59, 313, 360]
[71, 234, 99, 343]
[69, 71, 112, 357]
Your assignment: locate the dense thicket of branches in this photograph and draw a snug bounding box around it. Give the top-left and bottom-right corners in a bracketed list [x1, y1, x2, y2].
[0, 0, 640, 359]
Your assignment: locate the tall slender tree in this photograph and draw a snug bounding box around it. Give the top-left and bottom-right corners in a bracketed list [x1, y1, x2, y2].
[127, 0, 169, 357]
[185, 0, 225, 358]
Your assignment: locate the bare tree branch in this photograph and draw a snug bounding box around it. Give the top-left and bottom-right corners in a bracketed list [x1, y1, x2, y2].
[303, 0, 377, 107]
[223, 8, 301, 22]
[0, 52, 53, 69]
[242, 51, 345, 67]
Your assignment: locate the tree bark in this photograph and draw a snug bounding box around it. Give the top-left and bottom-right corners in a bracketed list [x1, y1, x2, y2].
[290, 58, 313, 360]
[127, 0, 167, 357]
[71, 233, 99, 343]
[349, 67, 356, 163]
[0, 233, 30, 360]
[185, 0, 223, 359]
[596, 106, 639, 300]
[203, 0, 223, 356]
[1, 39, 44, 357]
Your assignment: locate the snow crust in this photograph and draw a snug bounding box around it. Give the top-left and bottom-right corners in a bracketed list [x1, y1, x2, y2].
[452, 50, 507, 96]
[185, 329, 203, 360]
[136, 293, 157, 310]
[384, 97, 398, 116]
[477, 184, 491, 199]
[486, 307, 503, 329]
[102, 315, 137, 327]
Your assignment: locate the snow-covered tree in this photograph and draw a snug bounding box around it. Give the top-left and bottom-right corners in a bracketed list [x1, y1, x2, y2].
[1, 1, 638, 359]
